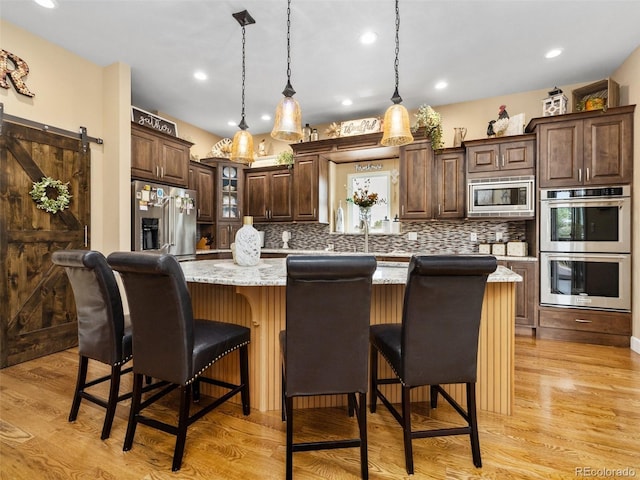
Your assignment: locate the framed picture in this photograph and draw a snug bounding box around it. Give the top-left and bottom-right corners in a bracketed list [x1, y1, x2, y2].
[131, 107, 178, 136]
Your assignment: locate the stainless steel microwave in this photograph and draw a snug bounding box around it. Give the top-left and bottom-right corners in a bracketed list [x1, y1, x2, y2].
[467, 176, 535, 218]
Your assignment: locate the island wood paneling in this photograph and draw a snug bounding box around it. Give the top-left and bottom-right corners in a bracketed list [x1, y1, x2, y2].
[189, 281, 515, 415]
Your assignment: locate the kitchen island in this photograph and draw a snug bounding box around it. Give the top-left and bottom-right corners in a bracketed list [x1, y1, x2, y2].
[183, 258, 521, 415]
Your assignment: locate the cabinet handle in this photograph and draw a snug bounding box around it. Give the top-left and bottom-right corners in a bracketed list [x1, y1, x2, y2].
[402, 205, 405, 216]
[575, 319, 592, 323]
[578, 168, 582, 183]
[161, 166, 164, 178]
[438, 204, 441, 216]
[501, 154, 505, 168]
[495, 156, 498, 168]
[197, 208, 201, 217]
[84, 225, 88, 247]
[155, 166, 159, 177]
[586, 167, 590, 182]
[313, 208, 316, 217]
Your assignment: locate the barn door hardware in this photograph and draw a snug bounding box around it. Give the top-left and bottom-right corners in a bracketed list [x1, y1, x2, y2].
[0, 103, 103, 152]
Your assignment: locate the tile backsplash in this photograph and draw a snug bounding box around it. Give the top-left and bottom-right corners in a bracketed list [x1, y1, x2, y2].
[254, 220, 529, 255]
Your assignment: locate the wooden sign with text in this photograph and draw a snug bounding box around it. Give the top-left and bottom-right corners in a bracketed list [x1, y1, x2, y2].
[340, 117, 381, 137]
[131, 107, 178, 136]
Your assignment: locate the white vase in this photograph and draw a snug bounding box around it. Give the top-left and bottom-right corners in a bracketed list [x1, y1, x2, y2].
[335, 200, 344, 233]
[234, 216, 261, 266]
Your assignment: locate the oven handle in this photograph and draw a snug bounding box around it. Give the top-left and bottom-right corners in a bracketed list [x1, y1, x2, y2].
[542, 198, 627, 208]
[544, 252, 630, 261]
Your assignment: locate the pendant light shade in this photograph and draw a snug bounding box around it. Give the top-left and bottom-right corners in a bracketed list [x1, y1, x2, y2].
[271, 0, 303, 142]
[380, 0, 413, 147]
[230, 10, 256, 164]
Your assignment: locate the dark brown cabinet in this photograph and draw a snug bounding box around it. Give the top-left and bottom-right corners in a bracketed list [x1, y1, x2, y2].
[188, 161, 214, 223]
[434, 148, 465, 219]
[201, 158, 245, 249]
[293, 154, 329, 223]
[245, 166, 293, 222]
[131, 123, 192, 187]
[399, 140, 433, 220]
[465, 134, 535, 178]
[530, 106, 634, 188]
[500, 259, 537, 329]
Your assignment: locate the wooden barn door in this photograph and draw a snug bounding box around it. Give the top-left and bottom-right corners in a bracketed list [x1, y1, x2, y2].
[0, 122, 90, 368]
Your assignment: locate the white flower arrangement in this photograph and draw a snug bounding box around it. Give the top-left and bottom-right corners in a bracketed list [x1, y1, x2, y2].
[412, 104, 444, 150]
[29, 176, 72, 214]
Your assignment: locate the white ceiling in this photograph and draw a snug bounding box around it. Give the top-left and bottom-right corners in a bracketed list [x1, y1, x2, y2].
[3, 0, 640, 139]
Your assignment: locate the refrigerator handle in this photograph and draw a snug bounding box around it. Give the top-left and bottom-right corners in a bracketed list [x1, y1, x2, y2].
[169, 195, 175, 246]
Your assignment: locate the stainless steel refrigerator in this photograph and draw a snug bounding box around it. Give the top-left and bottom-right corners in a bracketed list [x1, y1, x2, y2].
[131, 181, 197, 260]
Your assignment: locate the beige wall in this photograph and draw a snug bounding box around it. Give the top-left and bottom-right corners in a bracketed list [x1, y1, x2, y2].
[613, 45, 640, 352]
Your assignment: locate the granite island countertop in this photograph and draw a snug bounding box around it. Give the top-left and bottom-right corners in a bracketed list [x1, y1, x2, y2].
[181, 258, 522, 287]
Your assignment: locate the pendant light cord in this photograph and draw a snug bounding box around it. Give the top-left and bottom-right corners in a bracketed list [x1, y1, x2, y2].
[239, 24, 248, 129]
[282, 0, 296, 96]
[391, 0, 402, 104]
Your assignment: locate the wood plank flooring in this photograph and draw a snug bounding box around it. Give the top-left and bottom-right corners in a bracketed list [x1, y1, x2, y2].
[1, 336, 639, 479]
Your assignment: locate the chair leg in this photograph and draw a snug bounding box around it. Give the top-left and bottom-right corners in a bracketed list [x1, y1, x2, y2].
[401, 385, 414, 475]
[239, 345, 250, 416]
[172, 385, 191, 472]
[281, 366, 286, 422]
[285, 396, 294, 480]
[430, 384, 439, 408]
[466, 382, 482, 468]
[123, 373, 143, 452]
[369, 346, 378, 413]
[101, 364, 122, 440]
[358, 392, 369, 480]
[69, 356, 88, 422]
[192, 378, 200, 403]
[348, 392, 355, 417]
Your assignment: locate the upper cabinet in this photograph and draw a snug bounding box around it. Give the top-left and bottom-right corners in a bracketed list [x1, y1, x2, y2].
[527, 106, 634, 188]
[465, 134, 535, 178]
[434, 148, 465, 219]
[245, 166, 293, 222]
[131, 123, 193, 187]
[292, 154, 329, 223]
[399, 140, 433, 220]
[188, 161, 214, 223]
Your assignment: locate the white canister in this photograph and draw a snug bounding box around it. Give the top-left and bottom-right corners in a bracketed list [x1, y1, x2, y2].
[234, 216, 261, 266]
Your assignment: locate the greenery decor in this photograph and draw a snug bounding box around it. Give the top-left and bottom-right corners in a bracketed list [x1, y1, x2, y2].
[412, 104, 443, 150]
[29, 176, 72, 214]
[276, 150, 294, 167]
[347, 179, 386, 208]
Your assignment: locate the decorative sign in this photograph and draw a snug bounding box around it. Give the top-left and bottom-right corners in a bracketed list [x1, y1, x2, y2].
[131, 107, 178, 136]
[0, 49, 35, 97]
[355, 163, 383, 172]
[340, 117, 381, 137]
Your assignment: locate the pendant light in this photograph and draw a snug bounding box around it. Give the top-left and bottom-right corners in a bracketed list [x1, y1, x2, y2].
[380, 0, 413, 147]
[230, 10, 256, 164]
[270, 0, 303, 142]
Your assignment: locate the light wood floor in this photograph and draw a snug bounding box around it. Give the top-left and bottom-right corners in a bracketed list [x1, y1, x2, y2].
[1, 336, 639, 479]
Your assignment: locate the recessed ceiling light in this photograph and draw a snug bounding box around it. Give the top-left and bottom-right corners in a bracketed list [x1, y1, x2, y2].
[342, 99, 353, 106]
[545, 48, 563, 59]
[360, 31, 377, 45]
[435, 81, 448, 90]
[193, 71, 207, 81]
[34, 0, 57, 8]
[261, 114, 272, 121]
[227, 120, 237, 127]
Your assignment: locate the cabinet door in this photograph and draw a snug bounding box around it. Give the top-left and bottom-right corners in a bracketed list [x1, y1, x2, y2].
[189, 163, 214, 223]
[538, 121, 583, 188]
[466, 144, 499, 175]
[160, 140, 189, 186]
[245, 172, 269, 222]
[216, 222, 241, 249]
[399, 141, 433, 219]
[294, 155, 319, 221]
[218, 163, 243, 221]
[583, 112, 633, 185]
[131, 126, 159, 181]
[269, 170, 293, 221]
[506, 260, 537, 327]
[500, 139, 535, 172]
[434, 150, 465, 218]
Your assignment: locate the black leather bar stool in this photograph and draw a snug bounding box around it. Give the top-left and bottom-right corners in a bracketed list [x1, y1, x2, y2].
[280, 255, 377, 480]
[369, 255, 497, 475]
[52, 249, 134, 440]
[107, 251, 250, 471]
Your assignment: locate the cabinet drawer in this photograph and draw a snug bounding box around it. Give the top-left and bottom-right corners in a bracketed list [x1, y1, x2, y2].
[538, 307, 631, 335]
